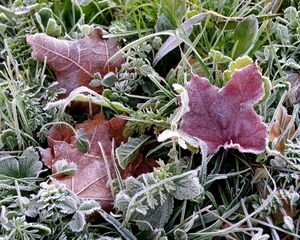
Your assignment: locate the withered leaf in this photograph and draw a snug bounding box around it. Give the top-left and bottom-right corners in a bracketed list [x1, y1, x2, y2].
[180, 64, 267, 155]
[41, 113, 154, 210]
[47, 123, 74, 147]
[27, 27, 123, 97]
[269, 106, 296, 152]
[287, 73, 300, 105]
[272, 194, 299, 224]
[42, 114, 120, 210]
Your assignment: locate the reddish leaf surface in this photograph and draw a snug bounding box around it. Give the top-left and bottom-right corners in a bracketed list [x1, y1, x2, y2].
[27, 27, 123, 97]
[47, 124, 74, 147]
[269, 107, 296, 152]
[41, 113, 154, 210]
[180, 64, 267, 155]
[121, 154, 159, 179]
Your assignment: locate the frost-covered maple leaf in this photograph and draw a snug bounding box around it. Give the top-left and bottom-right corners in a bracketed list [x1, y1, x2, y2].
[40, 113, 155, 210]
[180, 64, 267, 155]
[40, 114, 124, 210]
[27, 27, 123, 97]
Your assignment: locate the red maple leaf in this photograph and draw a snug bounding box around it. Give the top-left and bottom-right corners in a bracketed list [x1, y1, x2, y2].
[40, 113, 155, 210]
[180, 64, 267, 155]
[26, 27, 123, 97]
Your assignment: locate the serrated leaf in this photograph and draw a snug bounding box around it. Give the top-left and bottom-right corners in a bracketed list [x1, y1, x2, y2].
[115, 190, 131, 211]
[172, 170, 203, 200]
[0, 157, 20, 180]
[116, 172, 174, 231]
[79, 200, 100, 214]
[124, 176, 144, 196]
[116, 135, 151, 169]
[69, 211, 86, 233]
[57, 196, 77, 214]
[53, 159, 77, 176]
[135, 194, 174, 231]
[19, 147, 42, 177]
[0, 147, 42, 181]
[233, 15, 258, 58]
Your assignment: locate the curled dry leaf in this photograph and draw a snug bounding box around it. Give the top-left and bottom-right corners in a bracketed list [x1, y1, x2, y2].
[269, 106, 296, 153]
[287, 73, 300, 105]
[47, 123, 74, 147]
[40, 113, 154, 210]
[41, 113, 122, 210]
[272, 197, 299, 225]
[180, 64, 267, 155]
[27, 27, 123, 97]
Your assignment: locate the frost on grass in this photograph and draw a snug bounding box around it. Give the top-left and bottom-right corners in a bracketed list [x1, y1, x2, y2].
[26, 27, 123, 97]
[180, 64, 267, 155]
[115, 165, 203, 231]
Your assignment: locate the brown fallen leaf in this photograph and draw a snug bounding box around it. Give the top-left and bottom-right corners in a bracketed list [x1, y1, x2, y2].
[41, 114, 118, 210]
[272, 197, 299, 225]
[269, 106, 296, 152]
[188, 57, 206, 77]
[122, 154, 159, 178]
[287, 73, 300, 105]
[53, 142, 114, 209]
[27, 27, 123, 97]
[47, 123, 74, 147]
[41, 113, 155, 210]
